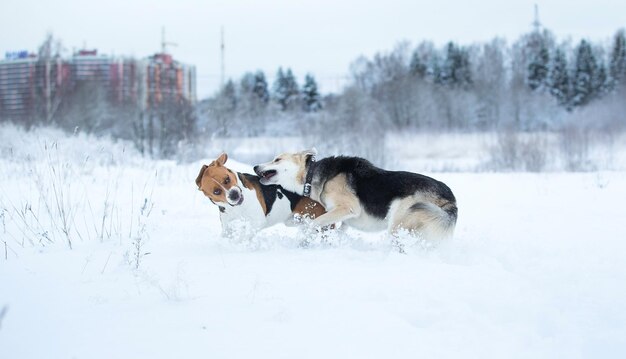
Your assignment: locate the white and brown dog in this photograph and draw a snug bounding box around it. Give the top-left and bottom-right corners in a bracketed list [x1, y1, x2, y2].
[196, 153, 326, 238]
[254, 149, 457, 241]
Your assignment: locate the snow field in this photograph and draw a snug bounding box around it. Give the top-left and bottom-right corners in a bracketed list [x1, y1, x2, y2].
[1, 125, 626, 358]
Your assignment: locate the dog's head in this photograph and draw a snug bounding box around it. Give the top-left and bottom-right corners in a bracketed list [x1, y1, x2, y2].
[253, 148, 316, 194]
[195, 153, 244, 207]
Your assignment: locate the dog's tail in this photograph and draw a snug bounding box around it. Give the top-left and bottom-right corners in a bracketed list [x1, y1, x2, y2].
[408, 199, 457, 240]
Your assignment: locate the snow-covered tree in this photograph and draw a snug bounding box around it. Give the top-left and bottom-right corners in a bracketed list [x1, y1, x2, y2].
[221, 80, 237, 110]
[440, 42, 472, 88]
[427, 52, 443, 84]
[34, 33, 66, 126]
[594, 59, 609, 98]
[527, 43, 550, 91]
[609, 30, 626, 90]
[211, 79, 237, 136]
[272, 67, 286, 108]
[273, 67, 300, 111]
[239, 72, 255, 94]
[240, 71, 269, 106]
[302, 74, 322, 112]
[571, 40, 598, 107]
[253, 71, 270, 104]
[409, 49, 427, 78]
[548, 48, 571, 107]
[474, 38, 507, 127]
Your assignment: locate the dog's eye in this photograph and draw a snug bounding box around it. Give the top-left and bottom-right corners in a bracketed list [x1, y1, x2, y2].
[274, 158, 281, 163]
[213, 189, 222, 195]
[224, 177, 230, 184]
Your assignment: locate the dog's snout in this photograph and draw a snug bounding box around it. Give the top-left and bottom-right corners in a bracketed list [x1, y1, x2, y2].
[228, 189, 240, 202]
[253, 165, 261, 175]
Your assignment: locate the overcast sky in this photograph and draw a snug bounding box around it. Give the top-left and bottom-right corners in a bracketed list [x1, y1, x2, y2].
[1, 0, 624, 98]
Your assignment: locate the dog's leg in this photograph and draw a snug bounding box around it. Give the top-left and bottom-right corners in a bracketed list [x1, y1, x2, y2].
[219, 214, 231, 237]
[312, 205, 359, 228]
[312, 174, 361, 228]
[386, 198, 422, 253]
[221, 222, 234, 238]
[388, 196, 454, 243]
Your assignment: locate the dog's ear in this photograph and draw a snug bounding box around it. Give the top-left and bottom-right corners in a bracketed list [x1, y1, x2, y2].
[301, 148, 317, 157]
[195, 165, 208, 189]
[216, 153, 228, 166]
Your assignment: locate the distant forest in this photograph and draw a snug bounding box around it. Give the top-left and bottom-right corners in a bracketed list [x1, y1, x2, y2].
[201, 26, 626, 137]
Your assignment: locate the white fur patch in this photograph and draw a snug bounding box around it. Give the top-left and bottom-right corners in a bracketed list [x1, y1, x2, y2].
[219, 185, 294, 238]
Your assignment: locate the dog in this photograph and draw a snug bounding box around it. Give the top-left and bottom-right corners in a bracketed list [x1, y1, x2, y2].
[253, 149, 457, 241]
[196, 153, 327, 238]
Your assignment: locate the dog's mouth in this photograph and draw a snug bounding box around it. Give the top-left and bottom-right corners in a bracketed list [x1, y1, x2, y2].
[258, 169, 277, 181]
[227, 188, 245, 206]
[231, 196, 244, 206]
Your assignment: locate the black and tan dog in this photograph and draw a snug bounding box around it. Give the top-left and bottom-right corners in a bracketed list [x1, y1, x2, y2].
[196, 153, 326, 237]
[254, 149, 457, 241]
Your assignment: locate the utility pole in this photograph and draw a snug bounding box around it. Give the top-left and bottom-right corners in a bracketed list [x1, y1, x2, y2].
[532, 4, 541, 33]
[220, 26, 225, 89]
[161, 26, 178, 54]
[162, 27, 166, 53]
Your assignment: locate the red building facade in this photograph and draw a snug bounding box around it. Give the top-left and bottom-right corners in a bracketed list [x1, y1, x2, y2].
[0, 49, 196, 121]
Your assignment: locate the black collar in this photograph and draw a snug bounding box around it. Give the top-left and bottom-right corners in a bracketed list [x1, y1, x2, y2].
[303, 154, 315, 197]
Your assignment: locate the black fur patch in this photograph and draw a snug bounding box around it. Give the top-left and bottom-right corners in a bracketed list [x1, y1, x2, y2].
[238, 173, 303, 215]
[311, 156, 457, 219]
[278, 188, 303, 212]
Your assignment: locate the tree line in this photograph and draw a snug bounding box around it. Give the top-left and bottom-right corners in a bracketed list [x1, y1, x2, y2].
[201, 27, 626, 138]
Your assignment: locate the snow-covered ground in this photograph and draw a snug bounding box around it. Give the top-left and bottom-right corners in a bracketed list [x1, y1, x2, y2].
[1, 125, 626, 358]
